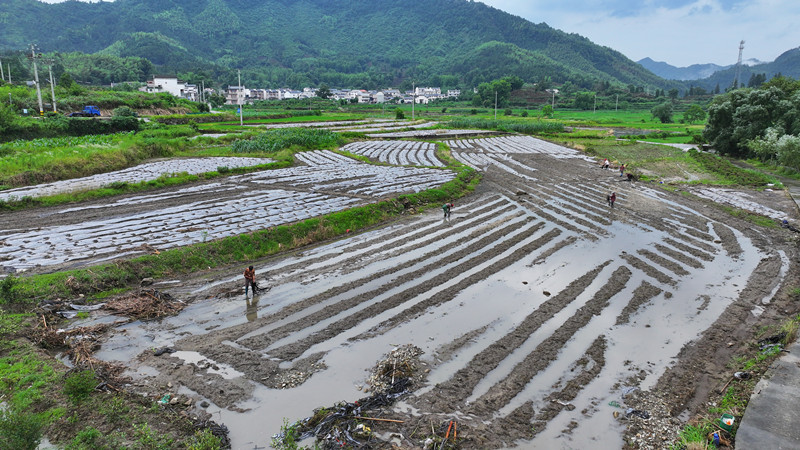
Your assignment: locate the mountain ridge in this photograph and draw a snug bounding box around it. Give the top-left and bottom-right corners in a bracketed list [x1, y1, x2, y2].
[1, 0, 684, 90]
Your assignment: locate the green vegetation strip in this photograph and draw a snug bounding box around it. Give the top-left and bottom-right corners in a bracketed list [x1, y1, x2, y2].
[447, 117, 564, 134]
[689, 150, 779, 187]
[4, 166, 479, 304]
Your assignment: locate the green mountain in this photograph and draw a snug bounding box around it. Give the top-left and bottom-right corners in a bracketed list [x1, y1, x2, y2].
[0, 0, 682, 90]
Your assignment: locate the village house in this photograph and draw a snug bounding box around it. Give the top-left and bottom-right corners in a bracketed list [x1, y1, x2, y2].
[140, 76, 193, 100]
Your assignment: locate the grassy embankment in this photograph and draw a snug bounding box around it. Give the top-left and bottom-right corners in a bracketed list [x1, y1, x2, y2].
[670, 310, 800, 449]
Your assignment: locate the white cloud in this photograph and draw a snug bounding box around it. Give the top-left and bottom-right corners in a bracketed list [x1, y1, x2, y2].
[480, 0, 800, 66]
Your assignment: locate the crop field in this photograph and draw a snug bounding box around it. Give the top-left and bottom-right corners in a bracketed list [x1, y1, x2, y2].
[18, 134, 793, 448]
[0, 151, 454, 272]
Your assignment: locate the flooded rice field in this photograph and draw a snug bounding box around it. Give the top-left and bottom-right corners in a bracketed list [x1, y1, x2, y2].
[13, 135, 799, 449]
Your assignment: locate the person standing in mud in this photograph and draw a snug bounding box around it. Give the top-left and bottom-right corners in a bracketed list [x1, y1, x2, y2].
[619, 163, 626, 177]
[443, 202, 453, 220]
[244, 265, 257, 296]
[607, 191, 616, 208]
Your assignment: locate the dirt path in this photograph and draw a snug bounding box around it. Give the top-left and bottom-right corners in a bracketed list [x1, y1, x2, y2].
[45, 137, 799, 449]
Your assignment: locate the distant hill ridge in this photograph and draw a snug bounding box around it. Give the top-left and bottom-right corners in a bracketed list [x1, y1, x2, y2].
[637, 57, 731, 81]
[0, 0, 684, 90]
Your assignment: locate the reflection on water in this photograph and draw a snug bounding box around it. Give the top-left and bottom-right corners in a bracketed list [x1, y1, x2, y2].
[246, 295, 259, 322]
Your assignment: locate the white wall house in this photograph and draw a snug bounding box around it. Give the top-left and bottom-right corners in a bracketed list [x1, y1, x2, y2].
[141, 76, 190, 99]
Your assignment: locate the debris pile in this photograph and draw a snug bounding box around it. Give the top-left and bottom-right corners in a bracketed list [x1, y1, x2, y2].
[365, 344, 424, 393]
[105, 289, 185, 320]
[192, 418, 231, 449]
[30, 316, 127, 390]
[273, 345, 424, 449]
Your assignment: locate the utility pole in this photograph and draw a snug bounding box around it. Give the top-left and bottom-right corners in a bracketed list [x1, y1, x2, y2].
[237, 69, 243, 126]
[551, 90, 555, 108]
[45, 59, 56, 112]
[412, 83, 415, 120]
[494, 91, 497, 119]
[0, 58, 4, 82]
[29, 44, 44, 115]
[615, 94, 619, 111]
[593, 94, 596, 113]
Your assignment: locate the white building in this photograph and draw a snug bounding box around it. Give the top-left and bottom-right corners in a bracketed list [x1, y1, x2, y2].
[141, 76, 191, 99]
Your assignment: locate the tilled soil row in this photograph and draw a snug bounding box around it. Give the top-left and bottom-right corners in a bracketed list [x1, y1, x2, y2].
[237, 211, 534, 353]
[415, 262, 612, 410]
[615, 282, 664, 325]
[267, 217, 550, 361]
[464, 265, 632, 416]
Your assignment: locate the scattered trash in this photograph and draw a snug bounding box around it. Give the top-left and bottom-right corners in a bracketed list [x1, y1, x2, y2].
[758, 332, 787, 348]
[719, 413, 735, 432]
[608, 400, 621, 408]
[734, 371, 751, 380]
[621, 386, 638, 397]
[710, 430, 720, 447]
[625, 408, 650, 419]
[69, 302, 106, 311]
[760, 343, 783, 354]
[193, 418, 231, 449]
[153, 347, 176, 356]
[158, 394, 171, 406]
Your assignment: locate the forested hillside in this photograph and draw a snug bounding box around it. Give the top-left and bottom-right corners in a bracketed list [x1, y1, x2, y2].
[0, 0, 682, 90]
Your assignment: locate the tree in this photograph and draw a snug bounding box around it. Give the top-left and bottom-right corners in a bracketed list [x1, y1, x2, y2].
[574, 92, 594, 110]
[667, 89, 679, 100]
[316, 84, 331, 99]
[651, 102, 673, 123]
[208, 93, 226, 108]
[541, 104, 554, 118]
[683, 104, 706, 124]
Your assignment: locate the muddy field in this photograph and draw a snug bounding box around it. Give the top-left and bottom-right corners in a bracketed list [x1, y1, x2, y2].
[12, 136, 800, 449]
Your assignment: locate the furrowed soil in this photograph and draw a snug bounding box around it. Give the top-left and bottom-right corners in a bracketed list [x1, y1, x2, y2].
[8, 136, 800, 449]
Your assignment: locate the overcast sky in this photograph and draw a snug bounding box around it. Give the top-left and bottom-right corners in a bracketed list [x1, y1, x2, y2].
[479, 0, 800, 67]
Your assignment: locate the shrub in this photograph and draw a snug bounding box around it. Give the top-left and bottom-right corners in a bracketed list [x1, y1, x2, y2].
[504, 108, 513, 116]
[0, 408, 45, 450]
[395, 108, 405, 120]
[187, 428, 223, 450]
[63, 370, 96, 403]
[112, 106, 137, 117]
[0, 275, 20, 305]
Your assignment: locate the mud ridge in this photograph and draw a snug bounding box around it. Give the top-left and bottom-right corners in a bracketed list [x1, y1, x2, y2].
[620, 253, 675, 285]
[615, 281, 664, 325]
[637, 249, 691, 276]
[235, 213, 535, 353]
[266, 218, 545, 360]
[712, 222, 743, 258]
[653, 243, 704, 269]
[355, 227, 565, 340]
[414, 261, 611, 410]
[467, 266, 632, 416]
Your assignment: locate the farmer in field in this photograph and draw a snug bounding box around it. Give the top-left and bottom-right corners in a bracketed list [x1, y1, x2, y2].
[443, 202, 453, 220]
[619, 163, 626, 177]
[607, 191, 616, 208]
[602, 158, 610, 169]
[244, 265, 257, 296]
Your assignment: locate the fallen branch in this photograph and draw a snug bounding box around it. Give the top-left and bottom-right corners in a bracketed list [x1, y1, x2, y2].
[353, 416, 404, 423]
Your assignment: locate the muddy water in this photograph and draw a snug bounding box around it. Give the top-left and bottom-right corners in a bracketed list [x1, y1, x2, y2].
[85, 143, 792, 449]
